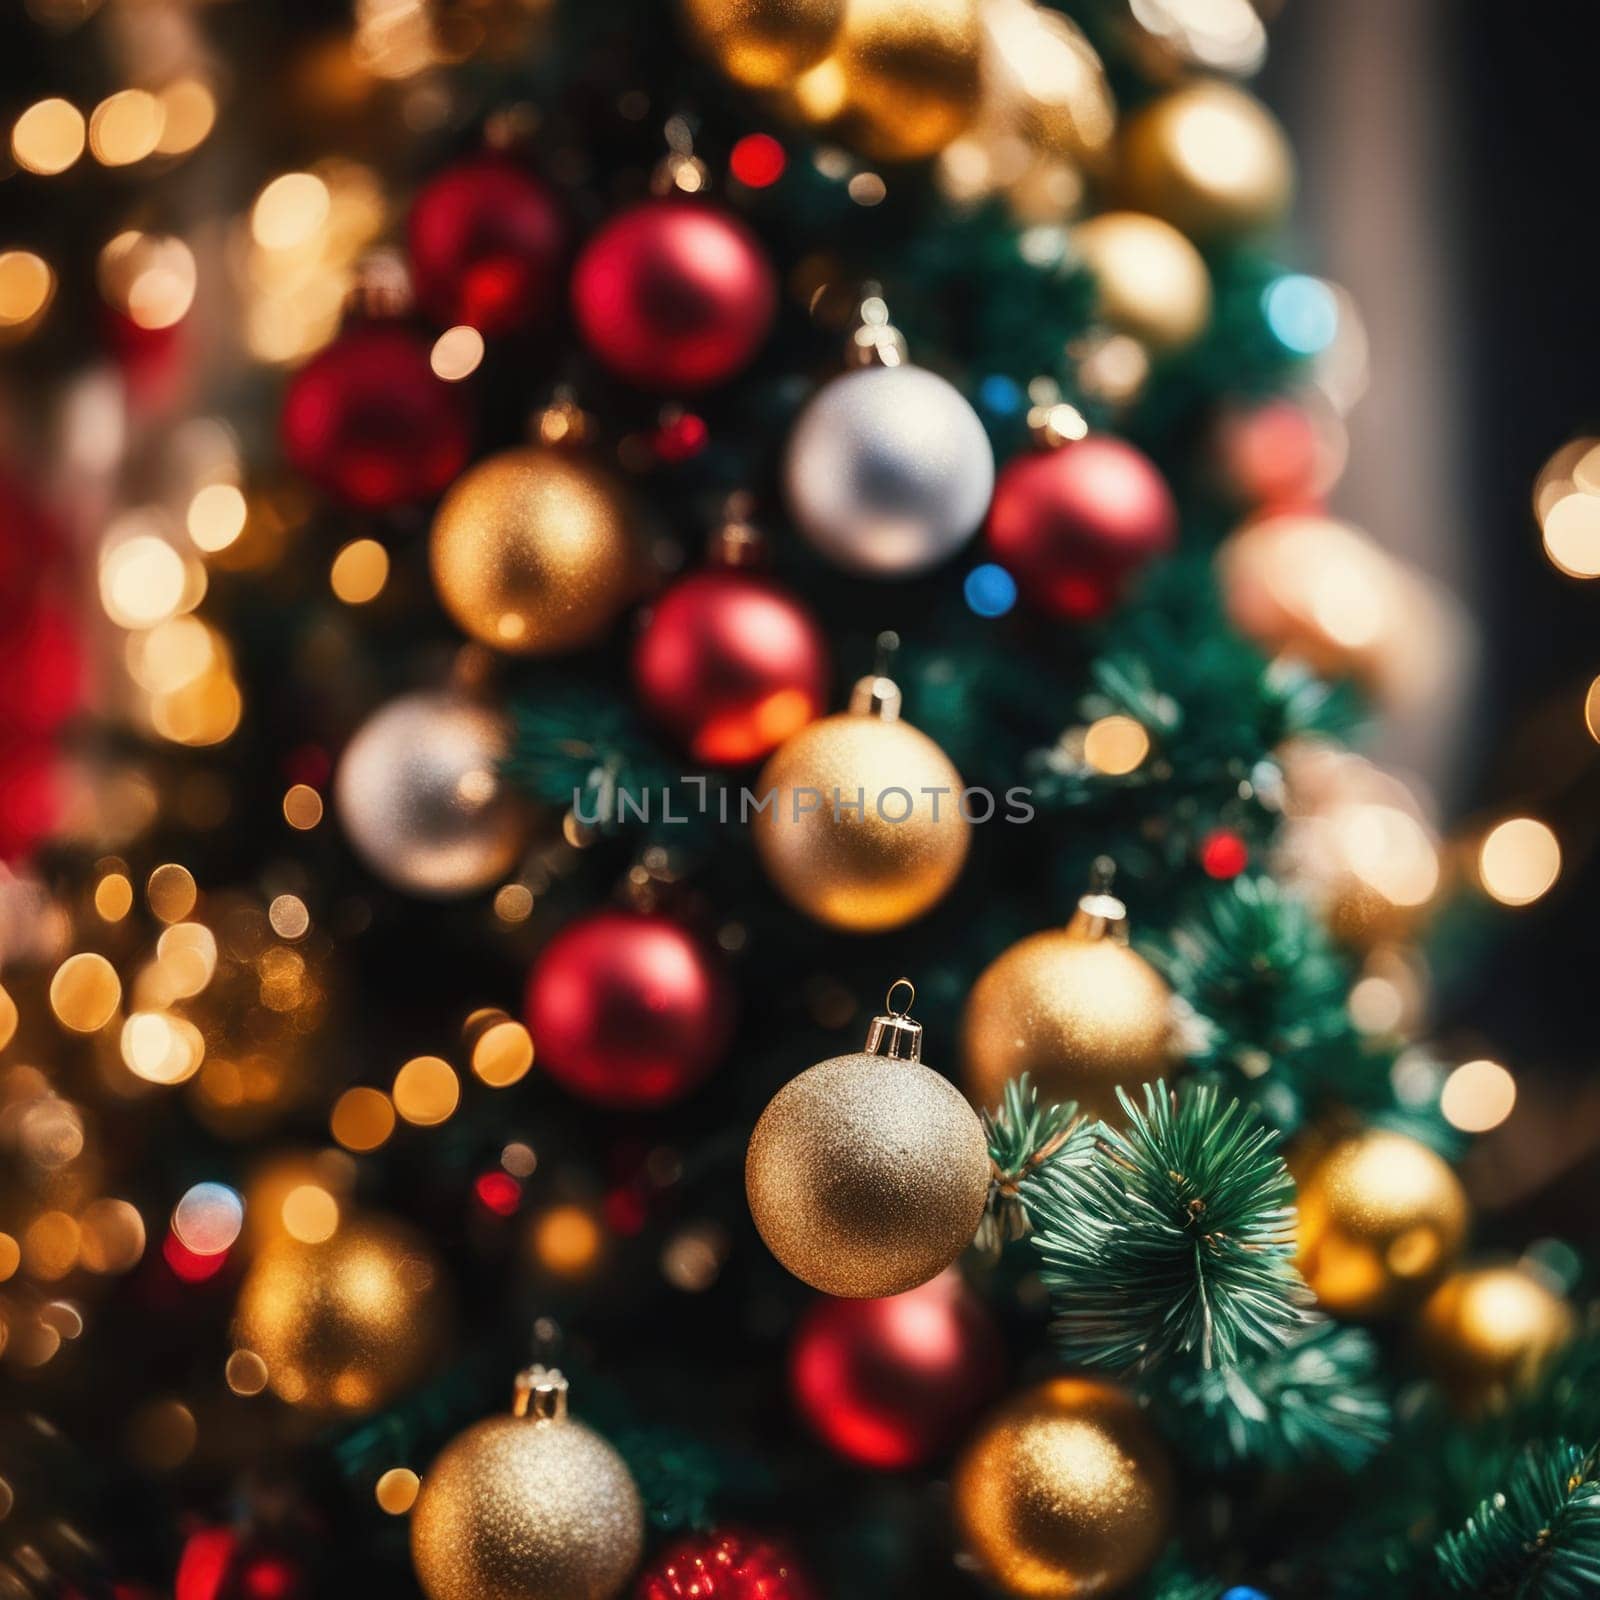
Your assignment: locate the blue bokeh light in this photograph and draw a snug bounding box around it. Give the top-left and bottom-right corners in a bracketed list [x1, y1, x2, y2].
[978, 374, 1024, 417]
[1263, 273, 1339, 356]
[964, 563, 1018, 618]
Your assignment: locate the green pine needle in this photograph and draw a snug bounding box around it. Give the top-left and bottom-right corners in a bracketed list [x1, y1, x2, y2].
[1435, 1440, 1600, 1599]
[983, 1075, 1094, 1245]
[1151, 1317, 1391, 1474]
[1023, 1080, 1308, 1371]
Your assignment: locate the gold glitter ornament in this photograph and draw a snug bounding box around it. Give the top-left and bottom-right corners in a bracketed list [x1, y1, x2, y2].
[962, 884, 1173, 1121]
[1119, 80, 1293, 242]
[979, 0, 1116, 172]
[746, 980, 990, 1297]
[805, 0, 984, 164]
[1295, 1128, 1469, 1319]
[954, 1376, 1173, 1599]
[679, 0, 844, 89]
[751, 673, 969, 932]
[1419, 1264, 1575, 1415]
[232, 1214, 445, 1413]
[410, 1366, 643, 1600]
[1072, 210, 1212, 354]
[429, 445, 635, 656]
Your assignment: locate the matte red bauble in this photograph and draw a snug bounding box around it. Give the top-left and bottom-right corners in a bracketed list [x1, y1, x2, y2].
[633, 571, 829, 765]
[525, 910, 735, 1108]
[408, 157, 567, 334]
[0, 737, 63, 863]
[572, 200, 777, 391]
[986, 436, 1177, 620]
[0, 602, 82, 737]
[636, 1531, 814, 1600]
[281, 325, 471, 510]
[789, 1270, 1003, 1469]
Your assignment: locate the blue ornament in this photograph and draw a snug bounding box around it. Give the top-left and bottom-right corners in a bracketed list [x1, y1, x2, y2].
[964, 563, 1018, 618]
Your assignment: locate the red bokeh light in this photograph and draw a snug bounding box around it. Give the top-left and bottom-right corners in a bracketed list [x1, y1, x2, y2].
[730, 134, 786, 189]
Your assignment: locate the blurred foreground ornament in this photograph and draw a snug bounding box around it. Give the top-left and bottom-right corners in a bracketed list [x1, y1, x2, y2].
[789, 1269, 1003, 1467]
[429, 444, 636, 655]
[1072, 210, 1211, 354]
[232, 1214, 445, 1413]
[524, 909, 735, 1108]
[632, 569, 829, 765]
[679, 0, 844, 89]
[336, 691, 526, 896]
[962, 880, 1173, 1121]
[408, 157, 567, 334]
[979, 0, 1115, 171]
[746, 981, 990, 1297]
[751, 671, 969, 931]
[786, 359, 993, 578]
[636, 1530, 815, 1600]
[1419, 1264, 1574, 1415]
[280, 324, 470, 509]
[986, 424, 1176, 620]
[1119, 81, 1292, 241]
[572, 200, 776, 391]
[953, 1376, 1173, 1599]
[1218, 512, 1461, 714]
[1294, 1128, 1468, 1319]
[411, 1367, 643, 1600]
[792, 0, 983, 163]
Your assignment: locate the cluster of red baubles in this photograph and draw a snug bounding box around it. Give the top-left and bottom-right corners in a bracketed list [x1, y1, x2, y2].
[635, 1531, 814, 1600]
[0, 473, 82, 861]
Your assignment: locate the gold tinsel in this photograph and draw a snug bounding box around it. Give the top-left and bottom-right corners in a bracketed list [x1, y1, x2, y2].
[1294, 1128, 1469, 1319]
[429, 445, 635, 656]
[954, 1376, 1173, 1598]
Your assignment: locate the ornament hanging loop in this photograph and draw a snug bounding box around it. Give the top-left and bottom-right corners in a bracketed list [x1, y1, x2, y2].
[865, 978, 923, 1061]
[847, 290, 909, 369]
[513, 1364, 570, 1421]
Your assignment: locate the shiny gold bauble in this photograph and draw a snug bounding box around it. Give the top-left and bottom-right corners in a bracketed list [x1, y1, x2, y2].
[233, 1215, 445, 1413]
[1120, 81, 1293, 240]
[680, 0, 844, 89]
[429, 446, 635, 656]
[799, 0, 983, 164]
[1419, 1265, 1575, 1415]
[751, 677, 969, 932]
[979, 0, 1115, 171]
[411, 1369, 643, 1600]
[1073, 210, 1212, 354]
[954, 1376, 1174, 1599]
[1294, 1129, 1469, 1319]
[746, 991, 991, 1297]
[962, 894, 1173, 1121]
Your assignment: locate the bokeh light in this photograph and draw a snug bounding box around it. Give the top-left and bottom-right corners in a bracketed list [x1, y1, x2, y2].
[11, 98, 85, 175]
[171, 1182, 244, 1256]
[392, 1056, 460, 1126]
[1084, 715, 1150, 775]
[1440, 1059, 1517, 1134]
[1478, 817, 1561, 906]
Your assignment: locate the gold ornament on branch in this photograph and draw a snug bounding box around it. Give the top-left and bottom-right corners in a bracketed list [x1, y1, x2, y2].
[232, 1214, 446, 1413]
[962, 877, 1173, 1121]
[429, 444, 636, 655]
[954, 1376, 1173, 1599]
[411, 1366, 644, 1600]
[1294, 1128, 1469, 1319]
[794, 0, 984, 164]
[752, 672, 969, 932]
[745, 979, 991, 1297]
[1119, 80, 1293, 241]
[679, 0, 845, 89]
[1419, 1264, 1575, 1415]
[1073, 210, 1212, 354]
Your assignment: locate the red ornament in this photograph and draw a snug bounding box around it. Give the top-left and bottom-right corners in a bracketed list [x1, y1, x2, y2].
[789, 1271, 1004, 1470]
[986, 435, 1178, 621]
[572, 200, 777, 391]
[525, 910, 735, 1108]
[280, 325, 470, 510]
[408, 157, 567, 335]
[636, 1531, 814, 1600]
[1199, 827, 1249, 880]
[1216, 398, 1331, 512]
[175, 1528, 306, 1600]
[0, 736, 64, 863]
[633, 571, 829, 766]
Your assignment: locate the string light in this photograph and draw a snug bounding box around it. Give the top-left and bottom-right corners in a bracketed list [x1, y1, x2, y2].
[0, 251, 56, 338]
[1440, 1059, 1516, 1134]
[1084, 715, 1150, 775]
[89, 90, 165, 166]
[11, 98, 85, 175]
[430, 325, 484, 381]
[330, 539, 389, 603]
[1478, 817, 1561, 907]
[393, 1056, 460, 1126]
[331, 1086, 396, 1151]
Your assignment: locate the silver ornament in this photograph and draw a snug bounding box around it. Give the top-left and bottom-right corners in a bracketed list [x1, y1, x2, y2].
[335, 691, 525, 896]
[784, 363, 995, 577]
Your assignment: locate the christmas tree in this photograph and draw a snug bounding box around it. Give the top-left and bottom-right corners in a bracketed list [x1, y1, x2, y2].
[2, 2, 1595, 1598]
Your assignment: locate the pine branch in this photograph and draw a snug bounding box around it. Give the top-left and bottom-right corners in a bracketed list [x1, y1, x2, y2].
[982, 1075, 1093, 1245]
[1149, 1317, 1391, 1474]
[1023, 1081, 1308, 1372]
[1435, 1441, 1600, 1599]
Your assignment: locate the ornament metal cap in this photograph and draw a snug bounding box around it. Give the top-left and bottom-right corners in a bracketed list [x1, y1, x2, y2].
[1068, 857, 1129, 944]
[864, 978, 923, 1061]
[848, 673, 903, 721]
[512, 1364, 569, 1421]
